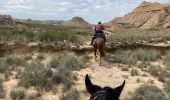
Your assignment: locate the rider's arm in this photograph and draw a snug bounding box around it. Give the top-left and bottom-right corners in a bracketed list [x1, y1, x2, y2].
[102, 25, 105, 30]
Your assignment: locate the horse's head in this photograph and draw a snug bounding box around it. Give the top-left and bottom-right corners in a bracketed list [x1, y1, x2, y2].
[85, 74, 125, 100]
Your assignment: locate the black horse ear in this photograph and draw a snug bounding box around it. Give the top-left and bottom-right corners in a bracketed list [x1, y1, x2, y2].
[85, 74, 102, 95]
[113, 80, 126, 98]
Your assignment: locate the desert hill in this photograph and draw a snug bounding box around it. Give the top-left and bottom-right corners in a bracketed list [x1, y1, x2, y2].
[107, 1, 170, 29]
[62, 16, 90, 26]
[0, 14, 90, 27]
[0, 15, 14, 26]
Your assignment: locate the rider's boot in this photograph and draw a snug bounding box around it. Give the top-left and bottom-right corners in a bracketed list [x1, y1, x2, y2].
[90, 37, 95, 45]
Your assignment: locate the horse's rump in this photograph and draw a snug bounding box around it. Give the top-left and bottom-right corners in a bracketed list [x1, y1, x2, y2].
[93, 37, 105, 57]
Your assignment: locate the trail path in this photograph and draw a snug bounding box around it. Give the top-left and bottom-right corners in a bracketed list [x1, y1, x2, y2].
[75, 54, 165, 100]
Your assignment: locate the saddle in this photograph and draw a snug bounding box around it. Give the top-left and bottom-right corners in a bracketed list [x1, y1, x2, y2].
[94, 32, 106, 41]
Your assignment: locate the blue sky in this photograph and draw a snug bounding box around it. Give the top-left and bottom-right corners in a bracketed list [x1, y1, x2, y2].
[0, 0, 170, 24]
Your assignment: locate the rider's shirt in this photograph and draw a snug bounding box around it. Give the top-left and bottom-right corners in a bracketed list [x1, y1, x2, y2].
[95, 24, 105, 31]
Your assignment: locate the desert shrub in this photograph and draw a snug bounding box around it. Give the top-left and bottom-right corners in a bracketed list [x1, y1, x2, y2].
[148, 64, 160, 77]
[0, 60, 12, 80]
[134, 48, 161, 62]
[19, 61, 53, 90]
[121, 66, 129, 71]
[165, 79, 170, 92]
[112, 50, 137, 64]
[10, 87, 25, 100]
[107, 27, 170, 44]
[0, 25, 92, 43]
[36, 54, 45, 60]
[0, 79, 5, 98]
[158, 69, 169, 82]
[164, 51, 170, 70]
[37, 30, 79, 43]
[0, 60, 9, 73]
[28, 94, 39, 100]
[131, 69, 139, 76]
[20, 54, 79, 91]
[24, 55, 32, 61]
[52, 68, 77, 91]
[60, 89, 80, 100]
[112, 49, 161, 65]
[5, 56, 27, 67]
[138, 62, 149, 69]
[132, 85, 167, 100]
[50, 53, 86, 71]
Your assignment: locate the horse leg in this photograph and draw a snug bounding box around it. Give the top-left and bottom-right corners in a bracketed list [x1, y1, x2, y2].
[99, 52, 101, 66]
[94, 49, 97, 61]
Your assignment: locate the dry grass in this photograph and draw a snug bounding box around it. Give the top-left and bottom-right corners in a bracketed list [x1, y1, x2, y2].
[112, 48, 161, 64]
[132, 85, 168, 100]
[108, 27, 170, 44]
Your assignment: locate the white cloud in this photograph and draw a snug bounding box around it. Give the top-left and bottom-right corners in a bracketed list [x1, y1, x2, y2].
[0, 0, 169, 23]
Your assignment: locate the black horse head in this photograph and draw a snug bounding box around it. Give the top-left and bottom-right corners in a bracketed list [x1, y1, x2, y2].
[85, 74, 125, 100]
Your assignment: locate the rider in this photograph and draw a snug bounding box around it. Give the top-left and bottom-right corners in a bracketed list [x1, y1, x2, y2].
[90, 21, 106, 45]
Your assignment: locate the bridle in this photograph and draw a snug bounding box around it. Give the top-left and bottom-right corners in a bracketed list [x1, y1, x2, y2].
[90, 91, 106, 100]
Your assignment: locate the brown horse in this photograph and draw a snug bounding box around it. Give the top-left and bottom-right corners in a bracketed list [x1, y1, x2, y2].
[93, 37, 105, 66]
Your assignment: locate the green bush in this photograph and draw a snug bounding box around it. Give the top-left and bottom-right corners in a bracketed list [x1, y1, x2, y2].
[10, 87, 25, 100]
[132, 85, 167, 100]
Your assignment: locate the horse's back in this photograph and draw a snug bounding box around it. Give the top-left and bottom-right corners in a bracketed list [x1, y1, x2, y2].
[93, 37, 105, 57]
[93, 37, 104, 46]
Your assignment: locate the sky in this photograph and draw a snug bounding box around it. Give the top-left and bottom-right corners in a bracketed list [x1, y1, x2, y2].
[0, 0, 170, 24]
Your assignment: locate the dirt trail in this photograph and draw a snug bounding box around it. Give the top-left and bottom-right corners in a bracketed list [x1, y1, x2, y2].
[75, 54, 165, 100]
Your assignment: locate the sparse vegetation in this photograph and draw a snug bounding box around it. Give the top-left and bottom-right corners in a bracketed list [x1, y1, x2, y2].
[148, 64, 160, 77]
[132, 85, 168, 100]
[108, 28, 170, 44]
[0, 79, 5, 98]
[50, 53, 86, 71]
[19, 52, 86, 93]
[28, 94, 39, 100]
[60, 89, 80, 100]
[112, 48, 161, 64]
[165, 79, 170, 92]
[164, 51, 170, 70]
[131, 68, 139, 76]
[10, 87, 25, 100]
[0, 25, 92, 44]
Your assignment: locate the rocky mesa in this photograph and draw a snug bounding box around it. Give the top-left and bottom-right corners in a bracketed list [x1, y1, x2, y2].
[108, 1, 170, 29]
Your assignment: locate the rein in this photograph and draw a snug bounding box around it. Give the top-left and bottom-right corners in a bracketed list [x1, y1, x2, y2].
[90, 91, 106, 100]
